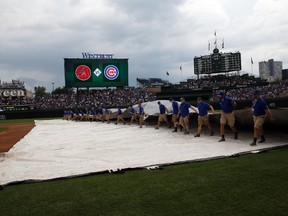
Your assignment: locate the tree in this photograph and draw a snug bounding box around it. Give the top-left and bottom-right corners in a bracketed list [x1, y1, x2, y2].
[34, 86, 46, 98]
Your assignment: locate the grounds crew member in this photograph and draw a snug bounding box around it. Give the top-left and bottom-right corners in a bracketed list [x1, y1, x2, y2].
[115, 107, 126, 125]
[155, 101, 170, 129]
[169, 98, 179, 132]
[179, 97, 197, 135]
[129, 105, 138, 125]
[250, 90, 274, 146]
[218, 91, 238, 142]
[194, 97, 215, 137]
[98, 107, 104, 123]
[105, 107, 111, 124]
[138, 103, 145, 128]
[63, 110, 69, 120]
[72, 109, 81, 121]
[91, 108, 97, 122]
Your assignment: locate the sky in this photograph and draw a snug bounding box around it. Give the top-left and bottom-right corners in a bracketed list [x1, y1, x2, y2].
[0, 0, 288, 92]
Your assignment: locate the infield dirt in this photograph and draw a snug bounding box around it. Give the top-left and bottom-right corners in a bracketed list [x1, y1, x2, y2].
[0, 123, 35, 153]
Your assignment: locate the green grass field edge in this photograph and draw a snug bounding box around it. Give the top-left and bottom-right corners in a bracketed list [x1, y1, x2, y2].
[0, 127, 7, 132]
[0, 147, 287, 216]
[0, 117, 61, 124]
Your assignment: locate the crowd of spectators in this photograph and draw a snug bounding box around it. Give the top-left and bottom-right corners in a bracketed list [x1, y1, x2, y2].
[210, 82, 288, 101]
[181, 74, 261, 90]
[1, 76, 288, 110]
[0, 87, 157, 109]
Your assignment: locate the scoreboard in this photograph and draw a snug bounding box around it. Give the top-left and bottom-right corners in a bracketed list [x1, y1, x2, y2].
[194, 48, 241, 75]
[64, 58, 128, 88]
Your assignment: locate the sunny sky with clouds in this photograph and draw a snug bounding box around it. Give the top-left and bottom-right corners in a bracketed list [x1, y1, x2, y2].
[0, 0, 287, 91]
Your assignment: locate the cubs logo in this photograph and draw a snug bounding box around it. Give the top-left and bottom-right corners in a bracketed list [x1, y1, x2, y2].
[75, 65, 91, 81]
[104, 65, 119, 80]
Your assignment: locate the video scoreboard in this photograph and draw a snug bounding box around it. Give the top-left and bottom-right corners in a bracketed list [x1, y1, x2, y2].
[194, 48, 241, 75]
[64, 58, 128, 88]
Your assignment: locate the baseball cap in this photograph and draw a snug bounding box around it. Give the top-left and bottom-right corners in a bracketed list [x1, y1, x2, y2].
[157, 101, 161, 104]
[180, 97, 185, 101]
[197, 97, 202, 100]
[169, 97, 174, 101]
[254, 89, 261, 95]
[218, 91, 225, 97]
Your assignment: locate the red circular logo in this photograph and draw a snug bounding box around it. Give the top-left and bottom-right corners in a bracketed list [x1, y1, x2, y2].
[75, 65, 91, 81]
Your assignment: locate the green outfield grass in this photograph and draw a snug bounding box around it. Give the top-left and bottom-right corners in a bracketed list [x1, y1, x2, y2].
[0, 118, 58, 134]
[0, 148, 287, 216]
[0, 118, 61, 124]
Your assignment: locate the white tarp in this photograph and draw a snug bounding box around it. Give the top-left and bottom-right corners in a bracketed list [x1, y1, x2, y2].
[132, 100, 198, 116]
[105, 100, 197, 116]
[0, 119, 287, 185]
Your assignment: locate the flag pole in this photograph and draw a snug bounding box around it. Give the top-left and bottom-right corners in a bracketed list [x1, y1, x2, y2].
[180, 66, 182, 82]
[166, 71, 169, 83]
[214, 30, 217, 49]
[251, 57, 254, 75]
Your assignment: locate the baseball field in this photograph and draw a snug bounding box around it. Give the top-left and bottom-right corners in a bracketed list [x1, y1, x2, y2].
[0, 118, 287, 216]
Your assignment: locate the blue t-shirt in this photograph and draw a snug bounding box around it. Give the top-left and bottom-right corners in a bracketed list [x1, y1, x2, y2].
[139, 106, 144, 115]
[105, 108, 109, 114]
[197, 102, 210, 116]
[253, 98, 268, 116]
[131, 107, 135, 114]
[172, 101, 179, 114]
[118, 108, 122, 115]
[159, 104, 166, 114]
[99, 108, 103, 115]
[180, 102, 191, 117]
[74, 110, 79, 115]
[92, 109, 97, 115]
[219, 97, 235, 113]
